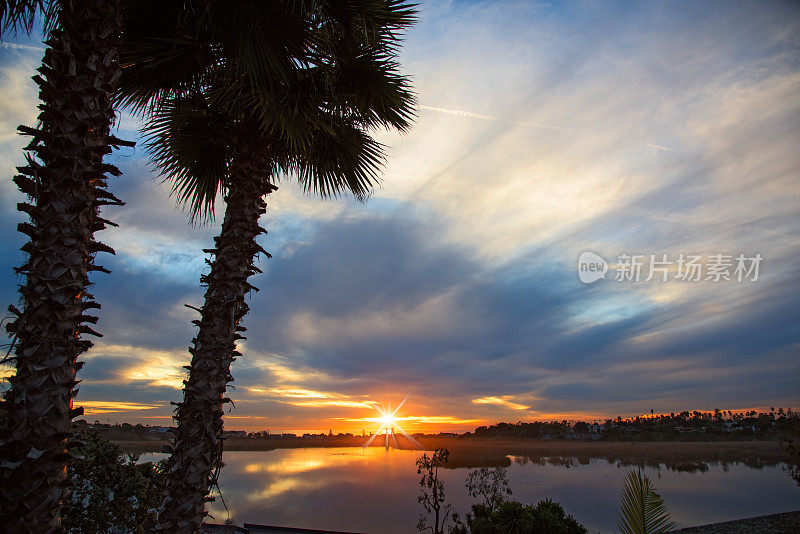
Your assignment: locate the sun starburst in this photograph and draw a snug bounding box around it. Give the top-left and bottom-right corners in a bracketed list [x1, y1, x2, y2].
[362, 395, 422, 450]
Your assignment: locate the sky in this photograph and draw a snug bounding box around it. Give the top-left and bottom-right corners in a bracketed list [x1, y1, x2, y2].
[1, 0, 799, 434]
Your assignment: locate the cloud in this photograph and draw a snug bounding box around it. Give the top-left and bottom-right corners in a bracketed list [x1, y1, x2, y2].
[81, 401, 164, 415]
[249, 386, 377, 409]
[472, 396, 530, 411]
[83, 343, 187, 389]
[0, 51, 39, 198]
[0, 43, 44, 52]
[1, 0, 799, 432]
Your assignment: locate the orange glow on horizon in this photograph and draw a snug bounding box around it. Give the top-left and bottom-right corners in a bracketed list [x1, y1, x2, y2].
[63, 389, 789, 435]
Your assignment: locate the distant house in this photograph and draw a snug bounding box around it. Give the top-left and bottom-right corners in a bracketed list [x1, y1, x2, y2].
[224, 430, 248, 438]
[589, 423, 604, 434]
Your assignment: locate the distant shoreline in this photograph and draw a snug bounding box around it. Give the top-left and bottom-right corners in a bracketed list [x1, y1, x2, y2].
[115, 437, 791, 469]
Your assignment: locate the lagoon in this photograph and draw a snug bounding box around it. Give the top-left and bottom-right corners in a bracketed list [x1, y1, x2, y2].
[140, 447, 800, 533]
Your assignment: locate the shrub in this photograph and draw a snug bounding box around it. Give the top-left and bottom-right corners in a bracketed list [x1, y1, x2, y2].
[451, 498, 587, 534]
[63, 431, 165, 533]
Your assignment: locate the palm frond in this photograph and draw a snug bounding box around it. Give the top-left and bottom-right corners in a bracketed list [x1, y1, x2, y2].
[213, 1, 311, 90]
[617, 470, 676, 534]
[132, 0, 416, 218]
[116, 0, 216, 115]
[143, 94, 233, 222]
[325, 43, 416, 131]
[0, 0, 57, 35]
[316, 0, 418, 50]
[281, 120, 386, 200]
[310, 1, 418, 132]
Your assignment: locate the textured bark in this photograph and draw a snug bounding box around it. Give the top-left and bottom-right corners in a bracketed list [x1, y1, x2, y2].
[0, 1, 130, 532]
[156, 140, 275, 533]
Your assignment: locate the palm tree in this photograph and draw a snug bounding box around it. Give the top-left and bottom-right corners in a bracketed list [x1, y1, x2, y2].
[0, 2, 327, 528]
[117, 2, 416, 530]
[0, 2, 133, 530]
[617, 469, 676, 534]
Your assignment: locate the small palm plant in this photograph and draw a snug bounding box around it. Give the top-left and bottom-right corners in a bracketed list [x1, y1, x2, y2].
[493, 501, 535, 534]
[617, 469, 677, 534]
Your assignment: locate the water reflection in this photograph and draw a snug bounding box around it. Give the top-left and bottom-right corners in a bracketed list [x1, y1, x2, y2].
[510, 454, 784, 473]
[139, 448, 800, 534]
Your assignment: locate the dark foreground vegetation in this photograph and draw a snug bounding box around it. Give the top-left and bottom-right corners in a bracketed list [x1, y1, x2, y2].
[414, 448, 686, 534]
[416, 449, 589, 534]
[64, 432, 164, 533]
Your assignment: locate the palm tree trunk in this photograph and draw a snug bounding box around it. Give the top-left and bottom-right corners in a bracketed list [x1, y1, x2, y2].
[156, 139, 274, 533]
[0, 1, 128, 531]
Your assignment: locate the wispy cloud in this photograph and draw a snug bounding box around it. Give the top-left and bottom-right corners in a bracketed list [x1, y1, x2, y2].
[81, 401, 163, 415]
[0, 42, 44, 52]
[472, 396, 530, 411]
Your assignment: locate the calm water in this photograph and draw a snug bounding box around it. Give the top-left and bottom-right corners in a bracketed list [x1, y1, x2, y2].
[140, 448, 800, 533]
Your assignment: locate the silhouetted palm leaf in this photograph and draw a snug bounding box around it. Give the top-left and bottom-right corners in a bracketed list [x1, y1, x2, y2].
[142, 93, 236, 220]
[617, 469, 676, 534]
[0, 0, 57, 33]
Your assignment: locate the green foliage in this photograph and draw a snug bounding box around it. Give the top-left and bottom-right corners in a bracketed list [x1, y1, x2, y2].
[450, 498, 586, 534]
[617, 470, 676, 534]
[447, 458, 585, 534]
[493, 501, 534, 534]
[417, 448, 454, 534]
[528, 499, 586, 534]
[63, 431, 165, 533]
[465, 467, 512, 512]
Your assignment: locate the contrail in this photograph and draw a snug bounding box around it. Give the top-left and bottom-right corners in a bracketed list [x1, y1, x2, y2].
[646, 143, 676, 152]
[419, 103, 679, 152]
[1, 42, 45, 52]
[419, 104, 573, 132]
[419, 104, 509, 122]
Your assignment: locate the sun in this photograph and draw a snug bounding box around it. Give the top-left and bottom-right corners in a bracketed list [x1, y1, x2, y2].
[379, 413, 397, 427]
[362, 399, 422, 450]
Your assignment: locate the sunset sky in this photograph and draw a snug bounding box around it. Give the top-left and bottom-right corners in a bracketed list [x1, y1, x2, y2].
[1, 1, 799, 434]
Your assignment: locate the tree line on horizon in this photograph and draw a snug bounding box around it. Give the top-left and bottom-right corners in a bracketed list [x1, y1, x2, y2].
[51, 406, 800, 444]
[0, 1, 416, 532]
[470, 407, 800, 442]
